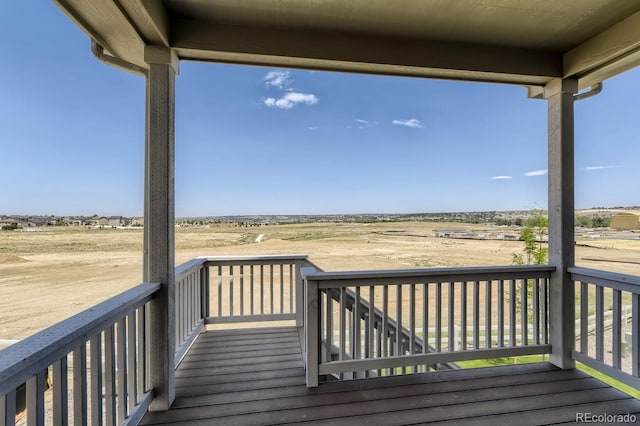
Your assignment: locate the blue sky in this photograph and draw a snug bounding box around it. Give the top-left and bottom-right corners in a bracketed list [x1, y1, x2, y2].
[1, 3, 638, 217]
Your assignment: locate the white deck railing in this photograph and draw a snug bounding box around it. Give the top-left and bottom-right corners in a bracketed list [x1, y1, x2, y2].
[0, 283, 159, 426]
[302, 265, 554, 387]
[570, 266, 640, 390]
[174, 258, 208, 367]
[200, 255, 310, 326]
[3, 256, 638, 421]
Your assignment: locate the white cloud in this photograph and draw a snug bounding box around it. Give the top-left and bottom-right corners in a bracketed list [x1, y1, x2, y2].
[264, 70, 291, 89]
[490, 176, 513, 180]
[582, 165, 624, 171]
[264, 92, 319, 109]
[392, 118, 423, 128]
[354, 119, 379, 129]
[524, 169, 548, 177]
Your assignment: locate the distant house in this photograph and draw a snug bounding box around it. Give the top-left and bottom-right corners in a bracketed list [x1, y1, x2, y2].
[610, 212, 640, 230]
[97, 217, 109, 226]
[130, 217, 144, 227]
[109, 216, 125, 227]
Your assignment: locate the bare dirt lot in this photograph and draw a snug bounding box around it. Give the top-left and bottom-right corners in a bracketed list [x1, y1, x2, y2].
[1, 222, 638, 342]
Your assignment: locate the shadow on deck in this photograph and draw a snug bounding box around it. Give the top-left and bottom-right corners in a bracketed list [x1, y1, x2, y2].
[141, 326, 640, 425]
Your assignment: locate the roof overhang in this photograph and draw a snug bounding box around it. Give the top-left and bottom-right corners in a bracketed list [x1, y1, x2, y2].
[53, 0, 640, 90]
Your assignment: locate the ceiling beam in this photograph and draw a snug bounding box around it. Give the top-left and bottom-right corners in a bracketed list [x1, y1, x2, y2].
[564, 9, 640, 86]
[171, 19, 561, 86]
[116, 0, 170, 47]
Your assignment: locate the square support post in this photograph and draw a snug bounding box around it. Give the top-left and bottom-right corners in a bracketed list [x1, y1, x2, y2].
[144, 45, 179, 411]
[305, 278, 319, 387]
[545, 78, 577, 369]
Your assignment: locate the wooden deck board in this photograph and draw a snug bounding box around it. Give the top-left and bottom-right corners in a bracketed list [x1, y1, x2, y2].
[141, 326, 640, 426]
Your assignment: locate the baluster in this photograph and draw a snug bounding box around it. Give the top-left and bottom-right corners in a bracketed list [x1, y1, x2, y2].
[376, 324, 382, 376]
[280, 264, 285, 314]
[409, 283, 416, 363]
[176, 278, 182, 344]
[260, 265, 265, 315]
[105, 326, 116, 426]
[53, 356, 68, 426]
[364, 312, 370, 377]
[229, 265, 234, 317]
[1, 391, 17, 426]
[382, 285, 388, 357]
[596, 285, 604, 361]
[460, 281, 467, 351]
[396, 285, 402, 358]
[340, 288, 347, 367]
[325, 291, 333, 364]
[632, 293, 639, 377]
[498, 280, 504, 347]
[578, 279, 587, 354]
[27, 369, 45, 426]
[354, 287, 361, 360]
[182, 276, 187, 342]
[217, 265, 223, 317]
[90, 334, 103, 426]
[73, 343, 88, 426]
[473, 281, 479, 349]
[485, 280, 492, 349]
[127, 313, 137, 415]
[509, 279, 516, 347]
[436, 282, 442, 352]
[240, 265, 244, 316]
[541, 277, 548, 344]
[423, 283, 428, 355]
[533, 278, 540, 345]
[202, 265, 210, 320]
[369, 286, 375, 359]
[520, 279, 528, 346]
[612, 289, 622, 369]
[116, 319, 127, 423]
[250, 265, 255, 315]
[270, 264, 274, 314]
[389, 331, 395, 376]
[448, 282, 455, 352]
[137, 305, 147, 399]
[186, 274, 191, 334]
[289, 264, 294, 314]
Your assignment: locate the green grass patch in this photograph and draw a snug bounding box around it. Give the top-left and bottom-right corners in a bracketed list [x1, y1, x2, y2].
[576, 362, 640, 399]
[456, 357, 639, 399]
[457, 355, 547, 369]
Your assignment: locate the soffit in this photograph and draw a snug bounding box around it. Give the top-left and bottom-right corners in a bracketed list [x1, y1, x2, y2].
[53, 0, 640, 89]
[163, 0, 637, 51]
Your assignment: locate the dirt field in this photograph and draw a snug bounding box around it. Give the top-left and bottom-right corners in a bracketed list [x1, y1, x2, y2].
[1, 222, 638, 342]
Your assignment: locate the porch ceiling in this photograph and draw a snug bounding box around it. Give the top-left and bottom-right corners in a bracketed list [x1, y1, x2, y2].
[54, 0, 640, 88]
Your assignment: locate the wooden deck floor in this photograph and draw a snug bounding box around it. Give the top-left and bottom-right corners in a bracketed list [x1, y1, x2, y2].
[141, 327, 640, 425]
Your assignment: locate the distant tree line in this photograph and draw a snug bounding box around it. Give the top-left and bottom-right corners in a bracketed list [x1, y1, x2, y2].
[575, 215, 611, 228]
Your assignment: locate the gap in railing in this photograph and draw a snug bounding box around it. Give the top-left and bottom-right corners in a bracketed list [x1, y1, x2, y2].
[208, 263, 296, 318]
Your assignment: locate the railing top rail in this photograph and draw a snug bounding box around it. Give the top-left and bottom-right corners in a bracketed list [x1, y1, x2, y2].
[569, 266, 640, 293]
[301, 258, 325, 272]
[301, 264, 555, 284]
[199, 254, 309, 262]
[175, 257, 209, 280]
[0, 282, 160, 396]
